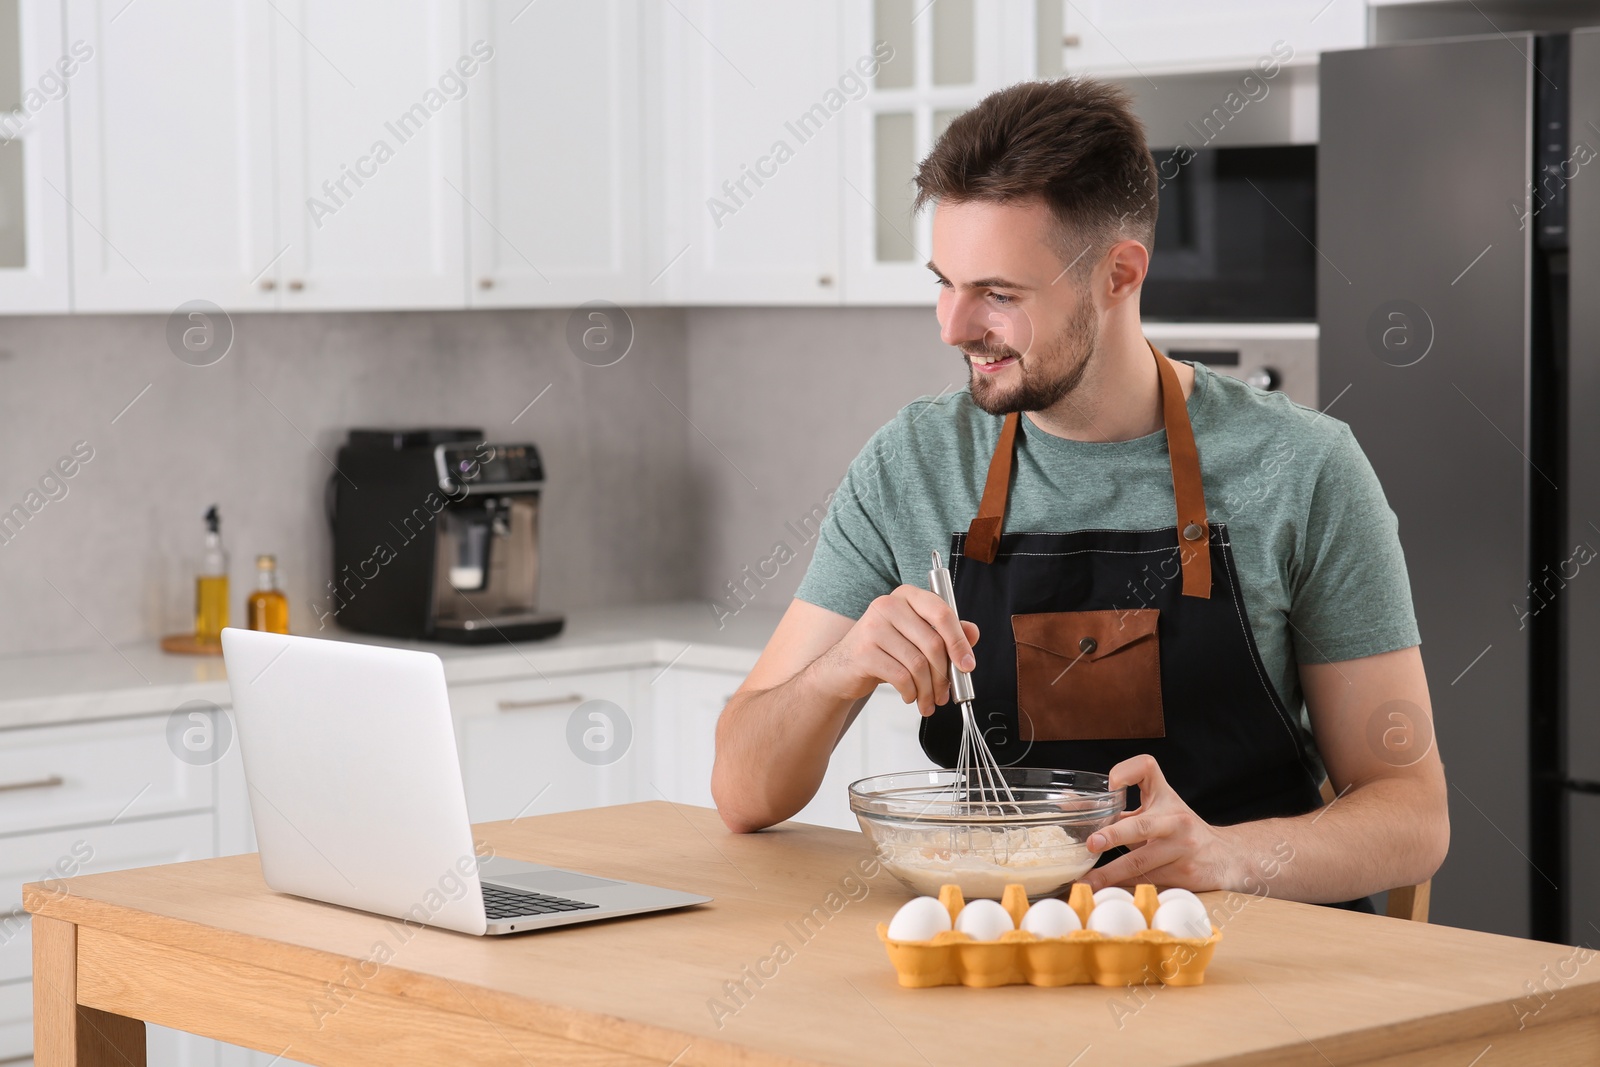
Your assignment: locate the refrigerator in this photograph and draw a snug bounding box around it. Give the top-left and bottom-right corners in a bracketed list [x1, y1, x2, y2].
[1320, 32, 1599, 943]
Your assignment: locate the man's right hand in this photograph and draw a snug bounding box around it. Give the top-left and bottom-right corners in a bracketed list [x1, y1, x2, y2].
[806, 585, 979, 716]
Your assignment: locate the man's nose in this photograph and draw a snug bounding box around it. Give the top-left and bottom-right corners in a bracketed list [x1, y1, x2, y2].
[939, 292, 992, 349]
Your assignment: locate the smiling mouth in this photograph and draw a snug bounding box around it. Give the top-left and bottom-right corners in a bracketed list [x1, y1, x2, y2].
[966, 350, 1019, 374]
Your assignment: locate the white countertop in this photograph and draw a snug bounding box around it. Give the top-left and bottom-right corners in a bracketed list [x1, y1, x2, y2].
[0, 601, 784, 732]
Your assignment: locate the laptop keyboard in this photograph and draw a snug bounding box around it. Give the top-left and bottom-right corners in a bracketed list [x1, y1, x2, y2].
[481, 882, 602, 921]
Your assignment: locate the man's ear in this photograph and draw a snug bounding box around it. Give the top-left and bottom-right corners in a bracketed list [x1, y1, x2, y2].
[1103, 238, 1150, 306]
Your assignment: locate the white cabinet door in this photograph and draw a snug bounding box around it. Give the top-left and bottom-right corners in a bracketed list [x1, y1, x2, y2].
[451, 670, 643, 822]
[465, 0, 643, 307]
[793, 712, 866, 832]
[651, 0, 844, 304]
[1, 813, 216, 1065]
[649, 666, 866, 830]
[273, 0, 468, 310]
[1057, 0, 1364, 76]
[0, 715, 215, 838]
[840, 0, 1029, 305]
[65, 0, 277, 312]
[0, 0, 73, 312]
[861, 684, 936, 777]
[645, 667, 741, 809]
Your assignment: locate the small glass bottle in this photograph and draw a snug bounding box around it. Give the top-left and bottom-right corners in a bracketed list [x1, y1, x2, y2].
[194, 505, 229, 644]
[248, 555, 290, 634]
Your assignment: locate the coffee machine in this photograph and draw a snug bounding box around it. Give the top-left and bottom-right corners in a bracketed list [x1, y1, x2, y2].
[327, 428, 563, 643]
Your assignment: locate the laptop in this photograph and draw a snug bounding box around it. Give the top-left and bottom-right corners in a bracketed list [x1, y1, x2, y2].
[220, 627, 710, 935]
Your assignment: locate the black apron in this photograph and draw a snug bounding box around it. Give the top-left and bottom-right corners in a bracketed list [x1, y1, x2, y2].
[921, 344, 1373, 912]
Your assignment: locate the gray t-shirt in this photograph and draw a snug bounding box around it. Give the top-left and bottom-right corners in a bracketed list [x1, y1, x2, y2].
[794, 361, 1421, 735]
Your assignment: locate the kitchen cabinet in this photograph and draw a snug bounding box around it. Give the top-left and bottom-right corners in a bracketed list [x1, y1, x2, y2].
[0, 0, 71, 312]
[465, 0, 644, 307]
[646, 666, 741, 809]
[0, 811, 217, 1064]
[861, 684, 936, 776]
[64, 0, 276, 312]
[840, 0, 1034, 304]
[1052, 0, 1366, 77]
[650, 0, 845, 305]
[0, 715, 213, 837]
[450, 668, 646, 821]
[272, 0, 468, 310]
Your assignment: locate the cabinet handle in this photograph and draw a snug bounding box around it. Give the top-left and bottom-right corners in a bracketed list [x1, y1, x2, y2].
[288, 279, 305, 291]
[259, 279, 277, 291]
[818, 274, 834, 287]
[0, 773, 64, 794]
[496, 693, 585, 712]
[1063, 34, 1081, 47]
[478, 277, 495, 290]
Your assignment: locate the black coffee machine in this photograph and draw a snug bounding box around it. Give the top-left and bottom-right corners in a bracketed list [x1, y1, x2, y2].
[326, 428, 564, 643]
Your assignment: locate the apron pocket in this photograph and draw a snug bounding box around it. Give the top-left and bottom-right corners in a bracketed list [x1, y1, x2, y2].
[1013, 609, 1165, 741]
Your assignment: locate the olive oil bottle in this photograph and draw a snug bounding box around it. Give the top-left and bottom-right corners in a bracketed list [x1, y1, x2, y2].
[247, 555, 290, 634]
[194, 505, 229, 643]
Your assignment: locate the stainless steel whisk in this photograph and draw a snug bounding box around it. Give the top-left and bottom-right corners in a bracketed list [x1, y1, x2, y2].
[929, 551, 1019, 817]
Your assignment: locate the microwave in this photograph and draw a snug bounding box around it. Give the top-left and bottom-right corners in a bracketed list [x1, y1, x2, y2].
[1141, 144, 1316, 322]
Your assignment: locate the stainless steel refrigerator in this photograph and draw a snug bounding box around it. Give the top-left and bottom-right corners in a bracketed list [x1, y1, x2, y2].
[1320, 31, 1599, 942]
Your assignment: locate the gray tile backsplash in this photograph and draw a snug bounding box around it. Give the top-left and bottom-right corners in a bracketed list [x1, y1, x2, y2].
[0, 309, 695, 656]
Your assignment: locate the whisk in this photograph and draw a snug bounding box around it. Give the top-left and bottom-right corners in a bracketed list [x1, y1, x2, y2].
[929, 551, 1019, 817]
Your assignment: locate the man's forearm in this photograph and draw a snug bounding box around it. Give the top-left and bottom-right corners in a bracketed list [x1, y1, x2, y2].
[712, 662, 862, 833]
[1216, 776, 1449, 903]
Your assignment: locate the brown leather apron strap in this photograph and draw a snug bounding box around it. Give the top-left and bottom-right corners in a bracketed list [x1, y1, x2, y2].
[962, 411, 1019, 564]
[961, 343, 1212, 598]
[1153, 343, 1212, 599]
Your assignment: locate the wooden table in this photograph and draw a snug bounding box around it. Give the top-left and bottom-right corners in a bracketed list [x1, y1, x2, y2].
[25, 801, 1600, 1066]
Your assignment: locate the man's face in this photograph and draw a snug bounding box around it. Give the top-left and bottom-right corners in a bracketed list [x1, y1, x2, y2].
[930, 198, 1099, 416]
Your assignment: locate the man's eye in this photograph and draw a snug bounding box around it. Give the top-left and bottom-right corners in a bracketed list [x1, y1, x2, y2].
[990, 292, 1014, 305]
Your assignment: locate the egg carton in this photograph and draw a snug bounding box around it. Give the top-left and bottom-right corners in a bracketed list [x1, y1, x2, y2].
[876, 883, 1221, 989]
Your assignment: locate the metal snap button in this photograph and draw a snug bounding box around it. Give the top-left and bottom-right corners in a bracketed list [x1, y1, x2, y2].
[1183, 522, 1204, 541]
[1079, 637, 1097, 654]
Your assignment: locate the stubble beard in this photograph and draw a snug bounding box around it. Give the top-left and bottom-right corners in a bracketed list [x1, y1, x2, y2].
[964, 297, 1099, 416]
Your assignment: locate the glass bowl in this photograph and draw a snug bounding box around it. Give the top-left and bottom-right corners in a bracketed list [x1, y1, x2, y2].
[848, 768, 1125, 900]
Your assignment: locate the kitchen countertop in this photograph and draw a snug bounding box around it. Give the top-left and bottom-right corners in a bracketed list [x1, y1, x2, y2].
[0, 601, 784, 733]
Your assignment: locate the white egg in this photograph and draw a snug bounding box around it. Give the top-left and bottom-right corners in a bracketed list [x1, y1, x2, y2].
[886, 896, 952, 942]
[1020, 897, 1082, 937]
[1157, 887, 1202, 907]
[954, 898, 1015, 941]
[1086, 898, 1148, 937]
[1152, 896, 1213, 939]
[1092, 886, 1136, 906]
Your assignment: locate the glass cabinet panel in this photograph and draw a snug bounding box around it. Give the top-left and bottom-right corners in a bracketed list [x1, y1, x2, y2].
[874, 0, 914, 89]
[0, 0, 22, 269]
[931, 0, 973, 85]
[873, 111, 917, 262]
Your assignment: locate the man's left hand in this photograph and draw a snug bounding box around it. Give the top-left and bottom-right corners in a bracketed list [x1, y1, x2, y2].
[1082, 754, 1239, 892]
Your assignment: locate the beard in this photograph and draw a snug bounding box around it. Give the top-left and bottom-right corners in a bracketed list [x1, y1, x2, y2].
[963, 296, 1098, 416]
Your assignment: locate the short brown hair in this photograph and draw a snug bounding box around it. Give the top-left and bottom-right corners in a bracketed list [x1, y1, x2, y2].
[913, 79, 1158, 270]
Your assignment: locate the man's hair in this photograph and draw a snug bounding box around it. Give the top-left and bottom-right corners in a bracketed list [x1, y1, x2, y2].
[912, 78, 1158, 272]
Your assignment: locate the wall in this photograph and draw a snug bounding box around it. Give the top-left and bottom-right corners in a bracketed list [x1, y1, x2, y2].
[0, 308, 695, 656]
[684, 306, 955, 625]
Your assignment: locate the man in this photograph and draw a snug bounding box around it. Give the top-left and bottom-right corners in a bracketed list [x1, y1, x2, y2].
[711, 79, 1447, 906]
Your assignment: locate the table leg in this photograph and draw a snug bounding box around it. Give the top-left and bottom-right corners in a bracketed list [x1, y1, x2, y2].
[32, 915, 147, 1067]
